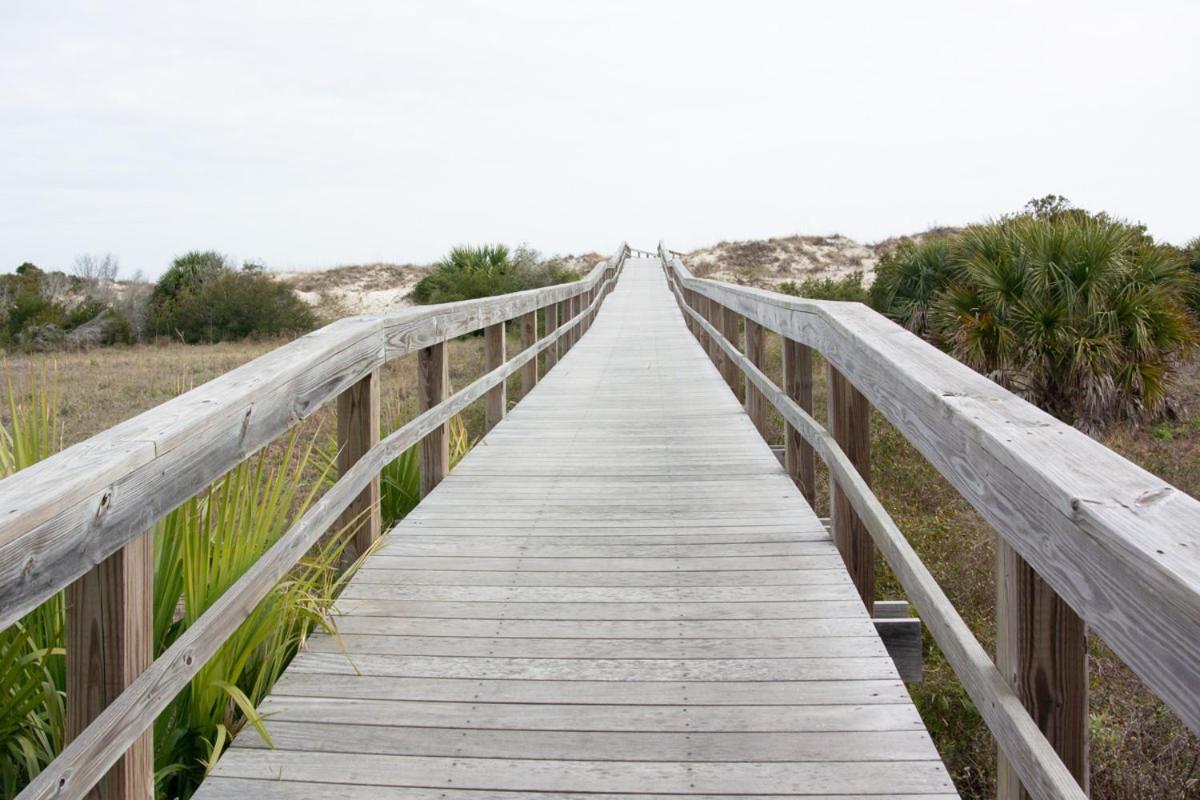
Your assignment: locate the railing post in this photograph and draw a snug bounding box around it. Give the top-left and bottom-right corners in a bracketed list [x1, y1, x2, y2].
[418, 340, 449, 497]
[996, 543, 1089, 800]
[783, 339, 816, 505]
[484, 322, 506, 432]
[827, 363, 873, 613]
[743, 319, 769, 437]
[557, 299, 571, 352]
[720, 305, 741, 397]
[693, 292, 710, 350]
[67, 535, 154, 800]
[576, 292, 585, 345]
[519, 310, 538, 398]
[336, 369, 381, 564]
[544, 303, 559, 371]
[705, 297, 722, 367]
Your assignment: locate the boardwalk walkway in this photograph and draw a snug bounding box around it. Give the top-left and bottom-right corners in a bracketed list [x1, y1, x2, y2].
[197, 257, 956, 798]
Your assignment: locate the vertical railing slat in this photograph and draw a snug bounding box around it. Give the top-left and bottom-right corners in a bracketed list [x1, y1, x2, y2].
[783, 338, 816, 505]
[827, 363, 874, 613]
[418, 340, 449, 497]
[519, 310, 538, 398]
[997, 543, 1090, 800]
[743, 319, 769, 437]
[484, 323, 506, 432]
[66, 534, 154, 800]
[336, 370, 381, 564]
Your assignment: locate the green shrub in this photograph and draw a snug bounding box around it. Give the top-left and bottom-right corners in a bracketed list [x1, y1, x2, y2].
[777, 272, 868, 303]
[149, 254, 316, 343]
[871, 207, 1196, 427]
[410, 244, 578, 305]
[0, 369, 350, 799]
[869, 239, 954, 337]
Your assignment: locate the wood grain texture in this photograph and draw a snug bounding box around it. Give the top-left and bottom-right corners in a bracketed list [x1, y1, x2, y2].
[336, 370, 381, 565]
[997, 540, 1089, 799]
[0, 244, 626, 631]
[519, 310, 538, 398]
[15, 248, 629, 800]
[721, 304, 742, 399]
[663, 243, 1200, 739]
[784, 337, 816, 504]
[664, 261, 1085, 800]
[543, 303, 559, 370]
[828, 364, 873, 614]
[744, 318, 768, 438]
[417, 341, 449, 497]
[192, 255, 951, 800]
[483, 323, 506, 432]
[66, 531, 154, 800]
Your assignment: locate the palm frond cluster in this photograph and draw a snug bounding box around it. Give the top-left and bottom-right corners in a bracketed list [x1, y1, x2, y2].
[871, 213, 1196, 428]
[410, 244, 579, 304]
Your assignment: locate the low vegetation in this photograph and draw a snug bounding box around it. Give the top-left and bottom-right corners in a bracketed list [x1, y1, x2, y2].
[777, 272, 868, 303]
[868, 200, 1196, 428]
[0, 329, 510, 798]
[410, 244, 579, 304]
[146, 251, 316, 343]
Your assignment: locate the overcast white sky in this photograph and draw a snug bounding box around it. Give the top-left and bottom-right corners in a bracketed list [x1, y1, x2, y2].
[1, 1, 1197, 277]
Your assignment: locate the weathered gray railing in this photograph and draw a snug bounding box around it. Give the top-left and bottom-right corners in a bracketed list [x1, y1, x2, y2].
[659, 241, 1200, 800]
[0, 243, 629, 800]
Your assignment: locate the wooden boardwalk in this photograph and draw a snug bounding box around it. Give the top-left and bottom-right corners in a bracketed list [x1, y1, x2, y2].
[196, 256, 956, 798]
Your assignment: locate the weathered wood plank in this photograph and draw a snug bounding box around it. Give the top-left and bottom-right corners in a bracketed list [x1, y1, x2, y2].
[518, 311, 538, 397]
[207, 751, 956, 795]
[417, 341, 449, 497]
[336, 369, 381, 565]
[66, 532, 154, 800]
[666, 278, 1082, 800]
[483, 322, 506, 432]
[664, 247, 1200, 738]
[784, 337, 816, 504]
[828, 363, 874, 613]
[997, 540, 1088, 799]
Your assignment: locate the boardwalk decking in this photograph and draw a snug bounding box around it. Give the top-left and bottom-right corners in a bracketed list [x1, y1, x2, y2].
[196, 257, 956, 798]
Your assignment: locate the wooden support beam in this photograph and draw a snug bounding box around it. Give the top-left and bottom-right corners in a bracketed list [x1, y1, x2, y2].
[544, 303, 559, 371]
[705, 297, 722, 367]
[743, 319, 768, 438]
[519, 310, 538, 398]
[720, 305, 741, 397]
[418, 340, 449, 497]
[335, 369, 381, 564]
[557, 300, 570, 351]
[66, 533, 153, 800]
[484, 322, 506, 432]
[997, 541, 1089, 800]
[828, 363, 873, 614]
[783, 338, 816, 505]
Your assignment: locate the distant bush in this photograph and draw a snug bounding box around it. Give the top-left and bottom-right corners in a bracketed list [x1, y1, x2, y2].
[869, 239, 954, 337]
[148, 252, 317, 343]
[777, 272, 868, 303]
[410, 245, 579, 305]
[870, 202, 1196, 427]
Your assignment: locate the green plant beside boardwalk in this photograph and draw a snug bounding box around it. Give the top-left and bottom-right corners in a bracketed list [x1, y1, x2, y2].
[869, 204, 1196, 429]
[410, 244, 579, 304]
[0, 374, 343, 798]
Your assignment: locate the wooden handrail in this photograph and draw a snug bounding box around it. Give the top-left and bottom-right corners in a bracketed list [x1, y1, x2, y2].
[659, 243, 1200, 737]
[11, 245, 629, 800]
[0, 245, 628, 630]
[663, 263, 1085, 800]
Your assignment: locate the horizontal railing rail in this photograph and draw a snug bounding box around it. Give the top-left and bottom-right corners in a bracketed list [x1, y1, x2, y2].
[0, 246, 625, 630]
[2, 243, 629, 800]
[659, 241, 1200, 800]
